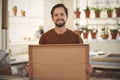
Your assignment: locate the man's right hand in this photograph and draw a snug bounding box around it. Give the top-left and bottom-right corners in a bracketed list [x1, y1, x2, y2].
[25, 63, 32, 76]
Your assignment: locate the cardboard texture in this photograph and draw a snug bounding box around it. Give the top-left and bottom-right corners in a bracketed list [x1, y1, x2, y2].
[29, 44, 89, 80]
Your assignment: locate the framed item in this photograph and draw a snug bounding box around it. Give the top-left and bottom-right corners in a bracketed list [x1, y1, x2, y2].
[29, 44, 89, 80]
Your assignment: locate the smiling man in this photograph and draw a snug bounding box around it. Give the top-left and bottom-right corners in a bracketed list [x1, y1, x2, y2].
[39, 3, 83, 44]
[25, 3, 92, 76]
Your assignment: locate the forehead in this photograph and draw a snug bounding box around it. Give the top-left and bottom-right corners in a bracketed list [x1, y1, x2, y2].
[53, 7, 65, 14]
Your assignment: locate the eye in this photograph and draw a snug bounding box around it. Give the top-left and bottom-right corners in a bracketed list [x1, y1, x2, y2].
[53, 14, 58, 17]
[60, 13, 65, 16]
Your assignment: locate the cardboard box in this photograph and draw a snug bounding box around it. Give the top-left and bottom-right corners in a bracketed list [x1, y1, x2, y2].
[29, 44, 89, 80]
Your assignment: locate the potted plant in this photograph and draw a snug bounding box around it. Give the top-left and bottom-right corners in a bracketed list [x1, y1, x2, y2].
[20, 9, 26, 16]
[12, 6, 17, 16]
[84, 6, 90, 18]
[81, 26, 89, 39]
[101, 26, 109, 39]
[118, 26, 120, 36]
[110, 28, 118, 39]
[92, 7, 102, 18]
[115, 7, 120, 17]
[89, 28, 98, 39]
[74, 23, 82, 36]
[104, 8, 113, 18]
[74, 8, 81, 18]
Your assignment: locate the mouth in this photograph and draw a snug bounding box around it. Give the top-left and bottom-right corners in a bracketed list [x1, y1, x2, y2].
[56, 19, 64, 22]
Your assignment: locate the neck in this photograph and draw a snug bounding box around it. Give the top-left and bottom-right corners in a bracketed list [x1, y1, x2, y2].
[55, 27, 67, 34]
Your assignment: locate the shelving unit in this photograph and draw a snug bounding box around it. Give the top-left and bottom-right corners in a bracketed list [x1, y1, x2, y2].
[8, 0, 44, 56]
[8, 0, 44, 44]
[74, 0, 120, 41]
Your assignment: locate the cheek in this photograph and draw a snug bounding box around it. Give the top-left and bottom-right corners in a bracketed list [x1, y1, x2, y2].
[52, 17, 56, 22]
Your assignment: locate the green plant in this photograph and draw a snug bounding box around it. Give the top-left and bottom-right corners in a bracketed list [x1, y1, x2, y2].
[81, 26, 89, 32]
[92, 7, 102, 13]
[110, 29, 118, 32]
[74, 7, 81, 18]
[100, 26, 109, 39]
[76, 7, 80, 11]
[115, 7, 120, 17]
[115, 7, 120, 10]
[89, 28, 98, 32]
[104, 8, 113, 13]
[101, 26, 109, 34]
[84, 6, 90, 11]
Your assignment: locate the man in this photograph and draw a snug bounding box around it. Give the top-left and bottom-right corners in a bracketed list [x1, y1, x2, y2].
[39, 3, 83, 44]
[26, 3, 92, 76]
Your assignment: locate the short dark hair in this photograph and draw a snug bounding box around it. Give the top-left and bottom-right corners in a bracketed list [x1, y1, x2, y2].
[50, 3, 68, 17]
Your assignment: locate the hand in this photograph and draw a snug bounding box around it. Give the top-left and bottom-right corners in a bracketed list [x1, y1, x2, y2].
[25, 63, 32, 76]
[86, 64, 93, 75]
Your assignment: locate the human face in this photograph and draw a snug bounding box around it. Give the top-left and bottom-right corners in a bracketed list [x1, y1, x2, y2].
[52, 7, 68, 28]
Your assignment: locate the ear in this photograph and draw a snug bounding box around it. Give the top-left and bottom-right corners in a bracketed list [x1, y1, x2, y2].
[66, 16, 68, 20]
[51, 16, 54, 21]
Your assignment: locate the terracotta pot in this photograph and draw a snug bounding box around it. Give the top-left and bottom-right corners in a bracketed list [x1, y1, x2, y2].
[21, 10, 26, 16]
[91, 32, 97, 39]
[115, 8, 120, 17]
[110, 32, 118, 39]
[85, 11, 90, 18]
[107, 12, 112, 18]
[12, 6, 17, 16]
[75, 11, 81, 18]
[83, 32, 88, 39]
[95, 12, 100, 18]
[119, 31, 120, 36]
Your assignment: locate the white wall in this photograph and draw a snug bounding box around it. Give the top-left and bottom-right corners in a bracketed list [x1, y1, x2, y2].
[62, 0, 74, 30]
[0, 0, 2, 49]
[86, 41, 120, 53]
[44, 0, 64, 32]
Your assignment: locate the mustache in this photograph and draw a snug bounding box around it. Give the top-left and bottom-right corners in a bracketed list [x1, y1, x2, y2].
[56, 19, 64, 22]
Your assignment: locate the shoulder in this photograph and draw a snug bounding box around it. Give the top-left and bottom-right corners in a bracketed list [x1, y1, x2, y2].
[67, 28, 83, 44]
[41, 29, 54, 37]
[66, 28, 79, 36]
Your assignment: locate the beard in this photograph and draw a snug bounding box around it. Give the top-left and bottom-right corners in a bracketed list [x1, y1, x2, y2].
[54, 19, 66, 27]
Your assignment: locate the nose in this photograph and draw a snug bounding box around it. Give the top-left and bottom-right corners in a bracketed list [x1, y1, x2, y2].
[57, 14, 63, 19]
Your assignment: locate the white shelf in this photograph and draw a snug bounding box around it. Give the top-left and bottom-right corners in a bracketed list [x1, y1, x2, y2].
[9, 16, 43, 24]
[84, 39, 120, 43]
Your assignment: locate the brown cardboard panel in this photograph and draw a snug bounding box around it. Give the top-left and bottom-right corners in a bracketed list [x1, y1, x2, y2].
[29, 44, 89, 80]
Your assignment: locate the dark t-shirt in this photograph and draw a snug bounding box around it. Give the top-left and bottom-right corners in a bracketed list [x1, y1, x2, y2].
[39, 28, 83, 44]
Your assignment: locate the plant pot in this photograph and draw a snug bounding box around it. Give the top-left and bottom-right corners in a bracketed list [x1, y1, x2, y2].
[83, 32, 89, 39]
[115, 8, 120, 17]
[85, 11, 90, 18]
[101, 34, 109, 39]
[75, 11, 81, 18]
[110, 32, 118, 39]
[21, 10, 26, 16]
[95, 12, 100, 18]
[107, 12, 112, 18]
[12, 6, 17, 16]
[91, 32, 97, 39]
[119, 31, 120, 36]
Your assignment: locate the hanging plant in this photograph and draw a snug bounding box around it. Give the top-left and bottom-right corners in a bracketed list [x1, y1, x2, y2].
[104, 8, 113, 18]
[81, 26, 89, 39]
[109, 27, 118, 39]
[101, 26, 109, 39]
[12, 6, 17, 16]
[92, 7, 102, 18]
[115, 7, 120, 17]
[89, 28, 98, 39]
[84, 6, 90, 18]
[74, 8, 81, 18]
